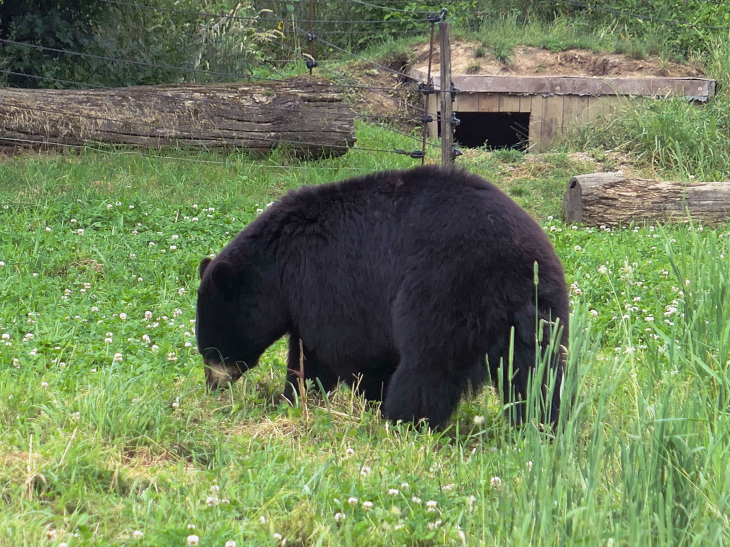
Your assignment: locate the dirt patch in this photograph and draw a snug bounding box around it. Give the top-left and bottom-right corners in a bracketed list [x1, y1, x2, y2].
[412, 42, 705, 78]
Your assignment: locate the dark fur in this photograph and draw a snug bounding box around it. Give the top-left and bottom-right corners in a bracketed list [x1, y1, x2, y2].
[196, 165, 569, 429]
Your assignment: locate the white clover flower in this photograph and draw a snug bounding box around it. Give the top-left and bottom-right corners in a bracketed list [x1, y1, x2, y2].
[113, 352, 123, 362]
[259, 516, 266, 525]
[360, 466, 371, 476]
[426, 500, 437, 511]
[273, 533, 282, 541]
[40, 381, 48, 389]
[167, 353, 177, 362]
[77, 229, 84, 235]
[344, 447, 355, 457]
[104, 337, 113, 344]
[590, 309, 598, 316]
[0, 261, 4, 267]
[362, 501, 373, 511]
[388, 488, 399, 496]
[184, 341, 192, 348]
[151, 345, 159, 352]
[170, 246, 177, 251]
[30, 349, 38, 357]
[467, 495, 476, 507]
[206, 496, 218, 506]
[46, 529, 57, 539]
[400, 482, 409, 491]
[210, 485, 220, 494]
[178, 288, 186, 296]
[171, 234, 179, 240]
[442, 484, 454, 492]
[225, 542, 237, 547]
[527, 461, 533, 471]
[187, 535, 199, 546]
[334, 512, 346, 522]
[598, 265, 608, 275]
[91, 306, 99, 312]
[348, 497, 358, 506]
[70, 219, 77, 223]
[174, 308, 183, 318]
[428, 520, 442, 530]
[473, 415, 485, 425]
[574, 245, 581, 251]
[192, 217, 199, 222]
[119, 312, 127, 320]
[412, 496, 421, 504]
[45, 227, 52, 232]
[187, 524, 196, 530]
[142, 334, 151, 344]
[490, 476, 502, 489]
[132, 530, 144, 539]
[645, 316, 655, 322]
[1, 333, 8, 340]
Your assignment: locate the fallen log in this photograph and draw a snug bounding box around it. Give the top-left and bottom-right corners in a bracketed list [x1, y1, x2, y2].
[0, 76, 356, 158]
[562, 172, 730, 227]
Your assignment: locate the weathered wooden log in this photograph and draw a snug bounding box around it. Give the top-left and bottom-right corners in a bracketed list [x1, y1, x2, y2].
[0, 76, 356, 158]
[562, 172, 730, 227]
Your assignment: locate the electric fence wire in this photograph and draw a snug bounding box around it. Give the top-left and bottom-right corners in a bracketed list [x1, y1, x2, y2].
[98, 0, 432, 25]
[0, 37, 422, 94]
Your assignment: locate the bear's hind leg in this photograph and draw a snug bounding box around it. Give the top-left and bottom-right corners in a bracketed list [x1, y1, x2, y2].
[382, 356, 485, 429]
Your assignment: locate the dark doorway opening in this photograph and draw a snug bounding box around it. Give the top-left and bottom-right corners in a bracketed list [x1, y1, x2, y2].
[439, 111, 530, 149]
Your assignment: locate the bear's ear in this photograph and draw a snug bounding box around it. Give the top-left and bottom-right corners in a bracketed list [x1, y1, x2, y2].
[210, 260, 237, 294]
[199, 257, 213, 279]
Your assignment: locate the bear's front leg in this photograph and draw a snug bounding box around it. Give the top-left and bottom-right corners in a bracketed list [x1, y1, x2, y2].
[283, 336, 339, 403]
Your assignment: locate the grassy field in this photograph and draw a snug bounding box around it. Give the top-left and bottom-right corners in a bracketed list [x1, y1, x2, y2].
[1, 122, 730, 546]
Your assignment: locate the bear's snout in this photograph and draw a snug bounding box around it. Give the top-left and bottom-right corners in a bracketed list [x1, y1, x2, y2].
[204, 360, 244, 390]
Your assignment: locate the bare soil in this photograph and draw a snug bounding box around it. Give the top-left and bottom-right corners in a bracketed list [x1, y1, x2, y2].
[411, 42, 706, 78]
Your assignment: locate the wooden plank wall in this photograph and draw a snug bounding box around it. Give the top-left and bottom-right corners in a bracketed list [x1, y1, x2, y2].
[439, 92, 622, 151]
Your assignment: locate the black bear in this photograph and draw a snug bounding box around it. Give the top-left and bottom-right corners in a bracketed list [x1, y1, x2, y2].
[196, 165, 569, 429]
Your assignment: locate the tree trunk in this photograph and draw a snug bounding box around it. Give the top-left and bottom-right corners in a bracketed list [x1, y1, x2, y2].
[0, 76, 356, 158]
[562, 172, 730, 227]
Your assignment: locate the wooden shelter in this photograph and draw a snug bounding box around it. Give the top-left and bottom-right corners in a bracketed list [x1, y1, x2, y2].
[410, 70, 716, 151]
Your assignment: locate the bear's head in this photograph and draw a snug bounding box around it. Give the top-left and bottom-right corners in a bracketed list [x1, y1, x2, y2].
[196, 254, 285, 391]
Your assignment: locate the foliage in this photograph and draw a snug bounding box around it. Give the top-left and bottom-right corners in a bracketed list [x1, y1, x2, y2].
[0, 0, 286, 88]
[0, 0, 111, 87]
[476, 0, 730, 57]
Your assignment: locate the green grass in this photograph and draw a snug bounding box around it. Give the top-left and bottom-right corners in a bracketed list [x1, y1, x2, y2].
[2, 124, 730, 546]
